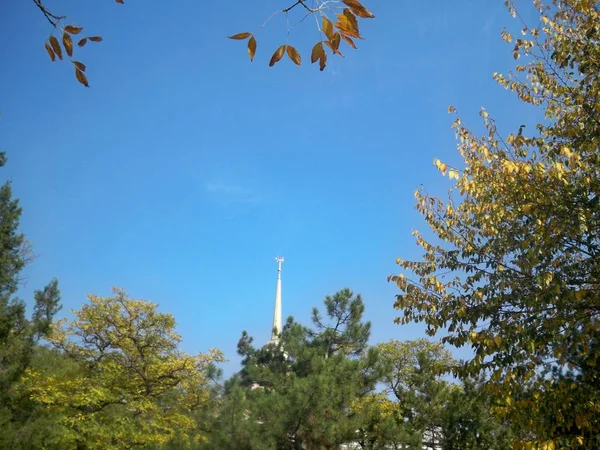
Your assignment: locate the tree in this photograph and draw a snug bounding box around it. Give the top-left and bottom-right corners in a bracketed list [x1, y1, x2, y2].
[32, 0, 374, 87]
[376, 339, 454, 449]
[23, 288, 223, 449]
[391, 1, 600, 447]
[210, 288, 380, 450]
[442, 375, 515, 450]
[0, 152, 62, 448]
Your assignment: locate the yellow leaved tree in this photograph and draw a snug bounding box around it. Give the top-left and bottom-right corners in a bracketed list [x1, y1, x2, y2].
[391, 0, 599, 448]
[23, 288, 223, 449]
[32, 0, 374, 87]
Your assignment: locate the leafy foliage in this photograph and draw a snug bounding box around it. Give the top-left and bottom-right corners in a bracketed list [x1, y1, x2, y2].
[23, 289, 224, 449]
[33, 0, 105, 86]
[207, 288, 381, 449]
[229, 0, 374, 70]
[0, 153, 62, 448]
[391, 0, 600, 447]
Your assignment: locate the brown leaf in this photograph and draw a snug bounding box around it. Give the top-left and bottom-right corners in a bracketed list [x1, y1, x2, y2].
[341, 34, 357, 49]
[269, 45, 286, 67]
[75, 68, 89, 87]
[319, 51, 327, 71]
[324, 40, 344, 57]
[247, 36, 257, 61]
[342, 0, 375, 18]
[286, 45, 301, 66]
[88, 36, 103, 42]
[72, 61, 86, 72]
[343, 9, 359, 34]
[311, 42, 324, 63]
[44, 42, 56, 62]
[49, 36, 63, 60]
[322, 16, 334, 40]
[331, 32, 341, 51]
[64, 25, 83, 35]
[115, 0, 124, 3]
[78, 38, 87, 47]
[63, 32, 73, 57]
[229, 32, 252, 40]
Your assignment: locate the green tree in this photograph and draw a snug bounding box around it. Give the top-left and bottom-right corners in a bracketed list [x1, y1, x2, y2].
[375, 339, 454, 449]
[0, 152, 62, 448]
[391, 0, 600, 447]
[442, 375, 515, 450]
[23, 288, 223, 450]
[210, 288, 380, 450]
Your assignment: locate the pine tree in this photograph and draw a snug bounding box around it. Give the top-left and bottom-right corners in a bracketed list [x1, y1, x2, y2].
[0, 152, 61, 447]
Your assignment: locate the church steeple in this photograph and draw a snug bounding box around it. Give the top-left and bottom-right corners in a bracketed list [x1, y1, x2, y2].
[268, 256, 284, 345]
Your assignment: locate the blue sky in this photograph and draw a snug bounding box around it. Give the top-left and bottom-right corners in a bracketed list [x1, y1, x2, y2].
[1, 0, 541, 376]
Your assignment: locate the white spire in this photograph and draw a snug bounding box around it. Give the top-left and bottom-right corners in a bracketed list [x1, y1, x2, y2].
[269, 256, 284, 345]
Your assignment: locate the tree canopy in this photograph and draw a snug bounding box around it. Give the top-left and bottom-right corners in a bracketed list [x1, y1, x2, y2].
[391, 0, 600, 447]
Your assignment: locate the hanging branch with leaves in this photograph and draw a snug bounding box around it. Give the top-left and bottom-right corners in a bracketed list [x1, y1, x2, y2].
[229, 0, 375, 71]
[33, 0, 123, 87]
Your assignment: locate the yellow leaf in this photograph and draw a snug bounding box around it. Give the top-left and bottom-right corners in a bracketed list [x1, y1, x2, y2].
[340, 34, 357, 49]
[447, 105, 456, 113]
[440, 163, 448, 176]
[229, 32, 252, 40]
[286, 45, 301, 66]
[322, 16, 335, 40]
[49, 36, 63, 60]
[311, 42, 324, 63]
[44, 42, 56, 62]
[247, 36, 257, 61]
[575, 414, 585, 429]
[269, 45, 286, 67]
[63, 32, 73, 57]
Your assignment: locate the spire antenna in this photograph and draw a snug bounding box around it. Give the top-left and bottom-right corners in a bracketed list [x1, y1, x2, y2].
[269, 256, 284, 345]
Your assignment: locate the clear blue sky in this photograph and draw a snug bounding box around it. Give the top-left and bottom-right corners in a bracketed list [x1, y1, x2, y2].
[1, 0, 541, 376]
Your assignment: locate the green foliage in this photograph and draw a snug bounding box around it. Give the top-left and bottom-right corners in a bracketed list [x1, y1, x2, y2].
[391, 0, 600, 447]
[208, 288, 380, 450]
[23, 289, 224, 449]
[0, 153, 62, 448]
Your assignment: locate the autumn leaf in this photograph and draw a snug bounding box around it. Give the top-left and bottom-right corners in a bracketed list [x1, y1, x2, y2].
[44, 42, 56, 62]
[115, 0, 124, 3]
[247, 36, 257, 61]
[322, 16, 334, 41]
[319, 51, 327, 71]
[64, 25, 83, 35]
[49, 36, 63, 60]
[269, 45, 286, 67]
[229, 32, 252, 40]
[78, 38, 87, 47]
[343, 9, 360, 35]
[286, 45, 301, 66]
[311, 42, 324, 63]
[63, 32, 73, 57]
[324, 40, 344, 57]
[342, 0, 375, 18]
[72, 61, 86, 72]
[335, 12, 361, 39]
[88, 36, 103, 42]
[75, 67, 89, 87]
[341, 34, 357, 49]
